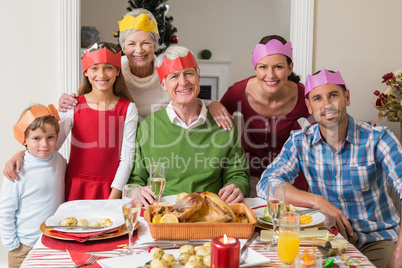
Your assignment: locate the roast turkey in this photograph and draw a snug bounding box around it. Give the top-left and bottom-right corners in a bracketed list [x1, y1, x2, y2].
[153, 192, 236, 223]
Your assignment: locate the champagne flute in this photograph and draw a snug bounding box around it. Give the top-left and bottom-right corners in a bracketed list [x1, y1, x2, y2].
[149, 163, 166, 204]
[266, 181, 286, 251]
[121, 184, 141, 255]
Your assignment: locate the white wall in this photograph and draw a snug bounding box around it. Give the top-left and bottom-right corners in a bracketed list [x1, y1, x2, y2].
[314, 0, 402, 137]
[80, 0, 127, 45]
[81, 0, 291, 87]
[0, 1, 60, 266]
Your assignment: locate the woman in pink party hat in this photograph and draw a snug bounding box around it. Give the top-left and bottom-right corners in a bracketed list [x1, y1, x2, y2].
[209, 35, 315, 197]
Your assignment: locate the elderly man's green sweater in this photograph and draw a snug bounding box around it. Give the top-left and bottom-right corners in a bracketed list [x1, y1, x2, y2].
[128, 108, 250, 197]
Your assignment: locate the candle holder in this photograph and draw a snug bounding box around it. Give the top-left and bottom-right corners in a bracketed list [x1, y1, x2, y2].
[211, 234, 240, 268]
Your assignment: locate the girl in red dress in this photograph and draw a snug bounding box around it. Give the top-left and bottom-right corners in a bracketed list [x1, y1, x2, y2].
[58, 42, 138, 201]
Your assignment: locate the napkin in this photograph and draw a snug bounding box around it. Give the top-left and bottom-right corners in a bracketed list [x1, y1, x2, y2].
[49, 228, 121, 242]
[317, 239, 348, 257]
[260, 227, 335, 246]
[41, 232, 130, 251]
[67, 249, 104, 268]
[140, 208, 146, 217]
[300, 227, 335, 240]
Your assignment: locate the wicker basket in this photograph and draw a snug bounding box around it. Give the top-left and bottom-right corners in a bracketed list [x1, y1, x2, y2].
[144, 203, 257, 239]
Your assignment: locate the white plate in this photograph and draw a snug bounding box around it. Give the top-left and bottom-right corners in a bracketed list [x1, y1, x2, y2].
[98, 248, 270, 268]
[254, 207, 326, 228]
[159, 195, 177, 204]
[45, 209, 125, 233]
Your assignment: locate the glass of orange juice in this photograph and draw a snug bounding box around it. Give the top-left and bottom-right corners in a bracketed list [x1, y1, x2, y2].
[277, 212, 300, 265]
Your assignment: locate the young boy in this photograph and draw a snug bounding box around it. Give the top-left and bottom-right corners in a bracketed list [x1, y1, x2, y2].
[0, 104, 66, 268]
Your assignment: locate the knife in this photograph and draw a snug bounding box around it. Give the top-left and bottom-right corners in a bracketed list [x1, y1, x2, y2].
[296, 208, 321, 215]
[43, 225, 108, 229]
[241, 232, 258, 255]
[137, 240, 207, 250]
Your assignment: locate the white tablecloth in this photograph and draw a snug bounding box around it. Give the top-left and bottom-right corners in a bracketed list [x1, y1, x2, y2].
[21, 197, 376, 268]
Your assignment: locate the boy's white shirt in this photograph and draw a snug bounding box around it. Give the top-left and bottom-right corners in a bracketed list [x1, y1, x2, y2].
[0, 151, 66, 251]
[57, 101, 138, 191]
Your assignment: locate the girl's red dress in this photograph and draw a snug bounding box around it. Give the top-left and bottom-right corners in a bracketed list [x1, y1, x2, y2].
[65, 95, 130, 201]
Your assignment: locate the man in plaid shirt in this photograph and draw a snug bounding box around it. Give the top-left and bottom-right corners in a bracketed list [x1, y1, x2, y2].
[257, 69, 401, 268]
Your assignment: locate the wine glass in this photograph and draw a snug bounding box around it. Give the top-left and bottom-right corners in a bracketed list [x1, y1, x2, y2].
[149, 163, 166, 204]
[121, 184, 142, 255]
[277, 212, 300, 265]
[266, 181, 286, 251]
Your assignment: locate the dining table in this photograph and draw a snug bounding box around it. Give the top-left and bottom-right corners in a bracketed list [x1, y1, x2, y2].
[21, 196, 376, 268]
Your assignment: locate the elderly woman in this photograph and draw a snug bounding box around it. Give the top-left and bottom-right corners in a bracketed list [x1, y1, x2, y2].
[59, 8, 170, 119]
[209, 35, 315, 197]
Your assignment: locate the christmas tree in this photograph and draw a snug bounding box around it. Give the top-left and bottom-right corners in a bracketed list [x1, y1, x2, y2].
[114, 0, 178, 55]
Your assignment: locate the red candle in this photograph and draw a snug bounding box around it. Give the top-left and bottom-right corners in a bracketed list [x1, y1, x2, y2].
[211, 234, 240, 268]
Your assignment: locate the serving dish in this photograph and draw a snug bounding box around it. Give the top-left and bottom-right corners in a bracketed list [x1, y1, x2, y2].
[144, 203, 257, 239]
[98, 247, 270, 268]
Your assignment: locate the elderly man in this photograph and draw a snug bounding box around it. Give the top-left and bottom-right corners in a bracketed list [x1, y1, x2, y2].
[257, 69, 401, 268]
[128, 45, 250, 207]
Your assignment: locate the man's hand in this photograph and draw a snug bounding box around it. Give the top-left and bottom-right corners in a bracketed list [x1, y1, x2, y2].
[58, 93, 77, 112]
[208, 101, 234, 131]
[141, 186, 155, 207]
[3, 150, 25, 181]
[316, 195, 353, 238]
[219, 184, 244, 203]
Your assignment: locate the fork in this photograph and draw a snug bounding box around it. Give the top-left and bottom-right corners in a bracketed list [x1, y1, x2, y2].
[72, 254, 99, 268]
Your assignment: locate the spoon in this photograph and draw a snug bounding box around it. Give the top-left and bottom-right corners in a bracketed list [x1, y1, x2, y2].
[240, 232, 258, 265]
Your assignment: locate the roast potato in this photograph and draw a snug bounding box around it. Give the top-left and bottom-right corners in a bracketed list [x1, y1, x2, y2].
[178, 252, 192, 265]
[60, 217, 78, 226]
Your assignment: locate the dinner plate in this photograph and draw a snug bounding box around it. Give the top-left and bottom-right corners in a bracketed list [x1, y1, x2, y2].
[45, 209, 125, 233]
[40, 221, 135, 241]
[98, 247, 270, 268]
[159, 195, 177, 204]
[253, 207, 326, 228]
